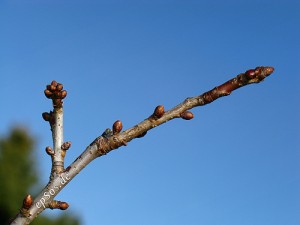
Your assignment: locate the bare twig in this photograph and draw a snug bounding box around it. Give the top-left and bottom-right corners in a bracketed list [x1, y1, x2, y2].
[10, 66, 274, 225]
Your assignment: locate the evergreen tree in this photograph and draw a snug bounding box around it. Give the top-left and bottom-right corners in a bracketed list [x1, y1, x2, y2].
[0, 128, 79, 225]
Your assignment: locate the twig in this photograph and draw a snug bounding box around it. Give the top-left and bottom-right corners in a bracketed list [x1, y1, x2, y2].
[10, 66, 274, 225]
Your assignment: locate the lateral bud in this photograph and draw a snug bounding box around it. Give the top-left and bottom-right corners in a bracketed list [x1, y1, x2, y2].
[22, 194, 33, 210]
[42, 112, 51, 121]
[49, 200, 69, 210]
[180, 111, 194, 120]
[60, 90, 67, 99]
[44, 89, 53, 98]
[153, 105, 164, 119]
[244, 69, 256, 79]
[113, 120, 123, 134]
[59, 201, 69, 210]
[56, 83, 63, 91]
[61, 141, 72, 150]
[45, 146, 54, 156]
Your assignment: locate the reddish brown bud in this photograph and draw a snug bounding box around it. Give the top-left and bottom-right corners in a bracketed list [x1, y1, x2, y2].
[22, 195, 33, 210]
[56, 83, 63, 91]
[153, 105, 164, 119]
[49, 85, 56, 91]
[44, 89, 53, 98]
[113, 120, 123, 134]
[61, 141, 72, 150]
[60, 90, 67, 99]
[59, 202, 69, 210]
[45, 146, 54, 155]
[42, 112, 51, 121]
[245, 69, 256, 79]
[180, 111, 194, 120]
[49, 200, 69, 210]
[51, 80, 58, 87]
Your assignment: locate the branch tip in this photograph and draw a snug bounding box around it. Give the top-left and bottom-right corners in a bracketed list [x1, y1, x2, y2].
[244, 66, 274, 82]
[44, 80, 67, 108]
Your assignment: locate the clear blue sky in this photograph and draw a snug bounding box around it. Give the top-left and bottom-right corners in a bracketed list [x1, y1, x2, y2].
[0, 0, 299, 225]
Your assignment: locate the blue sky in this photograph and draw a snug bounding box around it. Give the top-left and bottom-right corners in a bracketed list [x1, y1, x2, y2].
[0, 0, 299, 225]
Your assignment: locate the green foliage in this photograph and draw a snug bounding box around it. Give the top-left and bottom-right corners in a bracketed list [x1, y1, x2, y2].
[32, 214, 80, 225]
[0, 127, 80, 225]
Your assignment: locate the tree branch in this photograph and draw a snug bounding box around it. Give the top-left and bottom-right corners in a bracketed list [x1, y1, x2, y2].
[10, 66, 274, 225]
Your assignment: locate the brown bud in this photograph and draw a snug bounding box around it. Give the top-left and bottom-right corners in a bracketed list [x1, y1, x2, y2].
[45, 146, 54, 155]
[44, 89, 53, 98]
[245, 69, 256, 79]
[42, 112, 51, 121]
[61, 141, 72, 150]
[50, 85, 56, 92]
[113, 120, 123, 134]
[153, 105, 164, 119]
[56, 83, 63, 91]
[59, 202, 69, 210]
[180, 111, 194, 120]
[51, 80, 58, 87]
[60, 90, 67, 99]
[22, 195, 33, 210]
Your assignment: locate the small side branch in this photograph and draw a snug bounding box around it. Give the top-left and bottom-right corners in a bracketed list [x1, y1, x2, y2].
[43, 81, 68, 174]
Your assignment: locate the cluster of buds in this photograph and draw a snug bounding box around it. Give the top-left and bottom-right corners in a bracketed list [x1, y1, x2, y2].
[44, 80, 67, 108]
